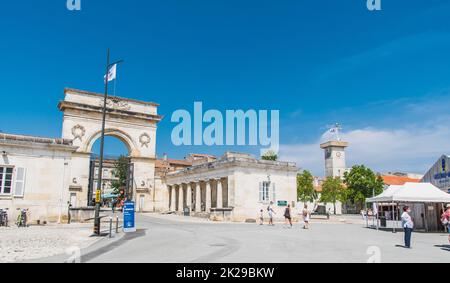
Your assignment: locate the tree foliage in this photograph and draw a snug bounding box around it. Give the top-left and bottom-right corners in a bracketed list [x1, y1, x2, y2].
[320, 176, 345, 214]
[261, 150, 278, 161]
[111, 155, 129, 196]
[297, 170, 317, 203]
[343, 165, 384, 205]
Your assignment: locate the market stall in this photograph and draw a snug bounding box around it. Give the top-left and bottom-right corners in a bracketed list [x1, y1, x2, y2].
[366, 182, 450, 232]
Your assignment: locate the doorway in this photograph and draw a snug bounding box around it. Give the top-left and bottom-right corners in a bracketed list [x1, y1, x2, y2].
[139, 195, 145, 212]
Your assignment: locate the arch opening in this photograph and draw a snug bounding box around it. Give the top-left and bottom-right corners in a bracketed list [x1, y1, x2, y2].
[87, 134, 134, 207]
[85, 128, 138, 156]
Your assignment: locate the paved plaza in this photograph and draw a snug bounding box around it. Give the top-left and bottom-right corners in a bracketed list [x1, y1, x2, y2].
[0, 223, 99, 263]
[74, 214, 449, 263]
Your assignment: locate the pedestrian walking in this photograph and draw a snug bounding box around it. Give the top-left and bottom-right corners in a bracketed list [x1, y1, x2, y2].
[112, 199, 117, 214]
[302, 204, 310, 229]
[259, 209, 264, 225]
[401, 206, 414, 248]
[441, 204, 450, 243]
[360, 210, 367, 221]
[284, 205, 292, 228]
[268, 203, 276, 226]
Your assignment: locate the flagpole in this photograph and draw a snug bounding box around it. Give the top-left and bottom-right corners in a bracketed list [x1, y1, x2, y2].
[94, 48, 110, 236]
[94, 49, 124, 236]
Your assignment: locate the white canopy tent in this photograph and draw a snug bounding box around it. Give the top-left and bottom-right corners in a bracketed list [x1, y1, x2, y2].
[366, 182, 450, 232]
[367, 183, 450, 203]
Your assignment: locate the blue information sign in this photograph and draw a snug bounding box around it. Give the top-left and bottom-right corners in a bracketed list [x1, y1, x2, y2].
[123, 201, 136, 233]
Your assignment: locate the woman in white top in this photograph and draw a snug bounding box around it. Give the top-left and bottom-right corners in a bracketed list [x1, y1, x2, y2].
[302, 204, 310, 229]
[268, 205, 275, 226]
[401, 206, 414, 248]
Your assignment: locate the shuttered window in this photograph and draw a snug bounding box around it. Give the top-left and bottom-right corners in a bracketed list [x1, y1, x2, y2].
[271, 183, 276, 202]
[14, 167, 26, 197]
[259, 182, 264, 202]
[0, 167, 14, 195]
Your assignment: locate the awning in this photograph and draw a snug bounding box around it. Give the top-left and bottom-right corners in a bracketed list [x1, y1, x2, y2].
[367, 182, 450, 203]
[102, 193, 119, 199]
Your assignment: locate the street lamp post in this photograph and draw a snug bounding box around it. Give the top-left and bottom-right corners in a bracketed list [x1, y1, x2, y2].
[94, 49, 123, 236]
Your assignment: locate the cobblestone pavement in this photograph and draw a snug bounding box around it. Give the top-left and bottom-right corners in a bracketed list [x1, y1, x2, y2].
[0, 224, 99, 263]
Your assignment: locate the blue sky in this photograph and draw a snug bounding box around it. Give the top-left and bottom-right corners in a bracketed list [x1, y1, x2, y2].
[1, 0, 450, 175]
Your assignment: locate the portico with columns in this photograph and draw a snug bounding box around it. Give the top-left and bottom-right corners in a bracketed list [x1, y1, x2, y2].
[168, 177, 229, 213]
[165, 152, 298, 222]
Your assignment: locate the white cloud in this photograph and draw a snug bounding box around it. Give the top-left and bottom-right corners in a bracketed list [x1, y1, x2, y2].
[279, 122, 450, 177]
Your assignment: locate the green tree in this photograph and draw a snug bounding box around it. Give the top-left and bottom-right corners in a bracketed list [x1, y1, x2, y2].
[320, 176, 345, 215]
[261, 150, 278, 161]
[297, 170, 317, 203]
[111, 155, 129, 197]
[343, 165, 384, 207]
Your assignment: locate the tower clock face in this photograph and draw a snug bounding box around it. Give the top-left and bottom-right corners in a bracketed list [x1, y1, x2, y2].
[336, 152, 342, 158]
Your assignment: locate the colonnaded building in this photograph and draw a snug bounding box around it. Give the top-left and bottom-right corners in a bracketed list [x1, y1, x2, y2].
[0, 88, 298, 223]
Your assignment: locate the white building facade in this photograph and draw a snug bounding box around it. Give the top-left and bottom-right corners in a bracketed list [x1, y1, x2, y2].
[0, 134, 76, 223]
[165, 152, 298, 222]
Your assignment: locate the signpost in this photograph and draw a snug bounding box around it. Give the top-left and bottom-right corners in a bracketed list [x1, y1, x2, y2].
[123, 201, 136, 233]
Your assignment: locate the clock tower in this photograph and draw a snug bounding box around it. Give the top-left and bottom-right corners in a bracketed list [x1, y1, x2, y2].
[320, 124, 349, 179]
[320, 141, 349, 178]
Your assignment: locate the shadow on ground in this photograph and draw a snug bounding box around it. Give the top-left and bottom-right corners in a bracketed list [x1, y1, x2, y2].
[80, 229, 146, 262]
[434, 244, 450, 252]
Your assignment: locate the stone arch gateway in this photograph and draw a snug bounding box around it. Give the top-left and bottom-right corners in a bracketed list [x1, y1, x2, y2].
[59, 88, 162, 211]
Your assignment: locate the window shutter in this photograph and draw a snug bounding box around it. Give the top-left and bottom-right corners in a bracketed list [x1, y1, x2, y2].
[259, 182, 263, 202]
[14, 167, 26, 197]
[272, 182, 276, 202]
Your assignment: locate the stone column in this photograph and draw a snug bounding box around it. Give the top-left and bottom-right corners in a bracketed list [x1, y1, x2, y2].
[227, 177, 233, 208]
[186, 183, 192, 211]
[205, 180, 212, 212]
[178, 185, 184, 212]
[216, 178, 223, 209]
[170, 186, 176, 211]
[195, 182, 201, 213]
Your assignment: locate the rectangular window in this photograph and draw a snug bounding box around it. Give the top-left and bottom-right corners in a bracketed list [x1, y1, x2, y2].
[259, 181, 272, 203]
[0, 167, 14, 195]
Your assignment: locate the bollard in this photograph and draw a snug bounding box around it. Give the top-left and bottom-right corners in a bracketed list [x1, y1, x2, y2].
[109, 217, 113, 238]
[116, 215, 119, 234]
